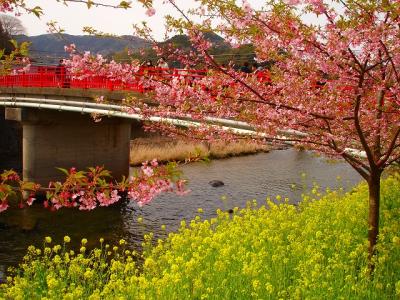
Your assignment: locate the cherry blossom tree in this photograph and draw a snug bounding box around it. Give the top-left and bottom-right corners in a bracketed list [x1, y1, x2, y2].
[2, 0, 400, 265]
[145, 0, 400, 264]
[175, 0, 399, 265]
[116, 0, 400, 264]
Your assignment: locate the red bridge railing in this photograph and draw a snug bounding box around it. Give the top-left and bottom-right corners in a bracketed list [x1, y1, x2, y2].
[0, 66, 207, 93]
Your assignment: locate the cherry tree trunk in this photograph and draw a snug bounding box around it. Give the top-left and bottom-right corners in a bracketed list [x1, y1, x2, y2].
[367, 170, 381, 269]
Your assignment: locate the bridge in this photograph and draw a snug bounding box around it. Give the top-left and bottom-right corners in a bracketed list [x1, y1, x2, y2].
[0, 67, 262, 185]
[0, 66, 367, 185]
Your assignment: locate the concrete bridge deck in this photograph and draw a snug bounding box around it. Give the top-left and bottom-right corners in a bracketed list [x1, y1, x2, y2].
[0, 86, 145, 102]
[0, 87, 149, 185]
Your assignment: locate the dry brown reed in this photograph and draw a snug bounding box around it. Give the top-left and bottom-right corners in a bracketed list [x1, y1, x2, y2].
[130, 137, 270, 165]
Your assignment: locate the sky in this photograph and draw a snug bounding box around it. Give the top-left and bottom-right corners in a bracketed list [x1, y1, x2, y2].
[3, 0, 328, 41]
[0, 0, 250, 40]
[6, 0, 181, 40]
[3, 0, 263, 40]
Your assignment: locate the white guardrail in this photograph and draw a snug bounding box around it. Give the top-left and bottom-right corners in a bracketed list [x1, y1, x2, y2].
[0, 96, 367, 158]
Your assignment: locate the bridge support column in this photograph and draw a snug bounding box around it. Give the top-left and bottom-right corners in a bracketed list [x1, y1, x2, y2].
[0, 108, 22, 156]
[6, 108, 131, 186]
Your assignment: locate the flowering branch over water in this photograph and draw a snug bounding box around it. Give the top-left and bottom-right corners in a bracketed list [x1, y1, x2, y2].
[0, 160, 187, 212]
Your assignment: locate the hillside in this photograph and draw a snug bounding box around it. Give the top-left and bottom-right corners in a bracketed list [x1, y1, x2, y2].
[14, 34, 150, 63]
[113, 32, 255, 68]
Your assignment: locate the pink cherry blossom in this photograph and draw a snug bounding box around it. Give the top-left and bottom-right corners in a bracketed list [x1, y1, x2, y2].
[145, 7, 156, 17]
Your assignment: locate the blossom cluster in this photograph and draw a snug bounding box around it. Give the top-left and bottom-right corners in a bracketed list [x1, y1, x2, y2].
[0, 1, 13, 13]
[63, 45, 140, 83]
[0, 169, 38, 213]
[127, 0, 400, 184]
[0, 160, 187, 212]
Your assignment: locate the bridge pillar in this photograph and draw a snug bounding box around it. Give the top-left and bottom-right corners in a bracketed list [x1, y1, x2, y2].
[6, 108, 131, 186]
[0, 108, 22, 170]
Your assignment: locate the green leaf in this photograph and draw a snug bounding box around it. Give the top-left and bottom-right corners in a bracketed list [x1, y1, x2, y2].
[119, 1, 132, 9]
[31, 6, 43, 17]
[87, 0, 94, 9]
[20, 182, 36, 191]
[19, 42, 31, 57]
[56, 167, 69, 176]
[10, 40, 18, 49]
[98, 169, 112, 178]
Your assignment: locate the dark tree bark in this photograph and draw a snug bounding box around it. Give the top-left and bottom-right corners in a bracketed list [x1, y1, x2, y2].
[367, 169, 382, 272]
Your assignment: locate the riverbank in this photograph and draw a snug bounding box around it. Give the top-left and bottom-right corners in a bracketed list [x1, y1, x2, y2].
[1, 174, 398, 299]
[130, 136, 271, 165]
[0, 150, 360, 271]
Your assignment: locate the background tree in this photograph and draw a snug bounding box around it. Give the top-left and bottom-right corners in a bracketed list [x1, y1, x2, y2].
[0, 20, 12, 54]
[0, 14, 25, 36]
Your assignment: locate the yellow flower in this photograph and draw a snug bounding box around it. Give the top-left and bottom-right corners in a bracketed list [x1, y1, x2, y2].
[84, 270, 93, 279]
[64, 236, 71, 243]
[395, 281, 400, 295]
[265, 282, 274, 294]
[53, 255, 62, 264]
[81, 238, 88, 245]
[45, 236, 52, 243]
[252, 279, 260, 290]
[80, 247, 86, 253]
[119, 239, 126, 245]
[46, 275, 58, 289]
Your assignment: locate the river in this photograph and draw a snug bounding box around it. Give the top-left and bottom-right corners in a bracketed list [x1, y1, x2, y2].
[0, 149, 361, 277]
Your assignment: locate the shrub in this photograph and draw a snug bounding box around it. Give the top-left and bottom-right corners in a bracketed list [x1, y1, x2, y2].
[1, 174, 400, 299]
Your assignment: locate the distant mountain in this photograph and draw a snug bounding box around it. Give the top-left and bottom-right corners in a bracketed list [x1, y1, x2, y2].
[162, 32, 229, 49]
[113, 32, 254, 67]
[14, 34, 150, 63]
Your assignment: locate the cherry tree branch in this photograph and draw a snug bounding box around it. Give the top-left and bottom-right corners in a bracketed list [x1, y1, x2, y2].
[377, 126, 400, 168]
[353, 66, 376, 167]
[60, 0, 131, 9]
[379, 40, 400, 84]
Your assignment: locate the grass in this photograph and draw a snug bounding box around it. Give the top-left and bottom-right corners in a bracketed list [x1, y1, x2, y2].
[130, 137, 270, 165]
[1, 174, 400, 299]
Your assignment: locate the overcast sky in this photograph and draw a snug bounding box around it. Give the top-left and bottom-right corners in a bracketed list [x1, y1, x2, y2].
[2, 1, 260, 40]
[3, 0, 327, 41]
[6, 0, 176, 39]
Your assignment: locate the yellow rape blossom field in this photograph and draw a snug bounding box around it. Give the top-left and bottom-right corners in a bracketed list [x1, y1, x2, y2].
[1, 174, 400, 299]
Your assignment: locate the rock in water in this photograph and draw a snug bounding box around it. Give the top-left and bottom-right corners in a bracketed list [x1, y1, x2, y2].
[209, 180, 224, 187]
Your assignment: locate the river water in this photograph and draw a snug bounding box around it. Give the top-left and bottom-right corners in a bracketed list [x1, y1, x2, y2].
[0, 149, 361, 276]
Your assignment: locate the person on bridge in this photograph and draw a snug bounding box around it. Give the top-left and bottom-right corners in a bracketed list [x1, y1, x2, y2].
[157, 57, 169, 73]
[240, 61, 252, 74]
[254, 66, 272, 84]
[56, 59, 70, 88]
[142, 60, 155, 76]
[155, 57, 170, 80]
